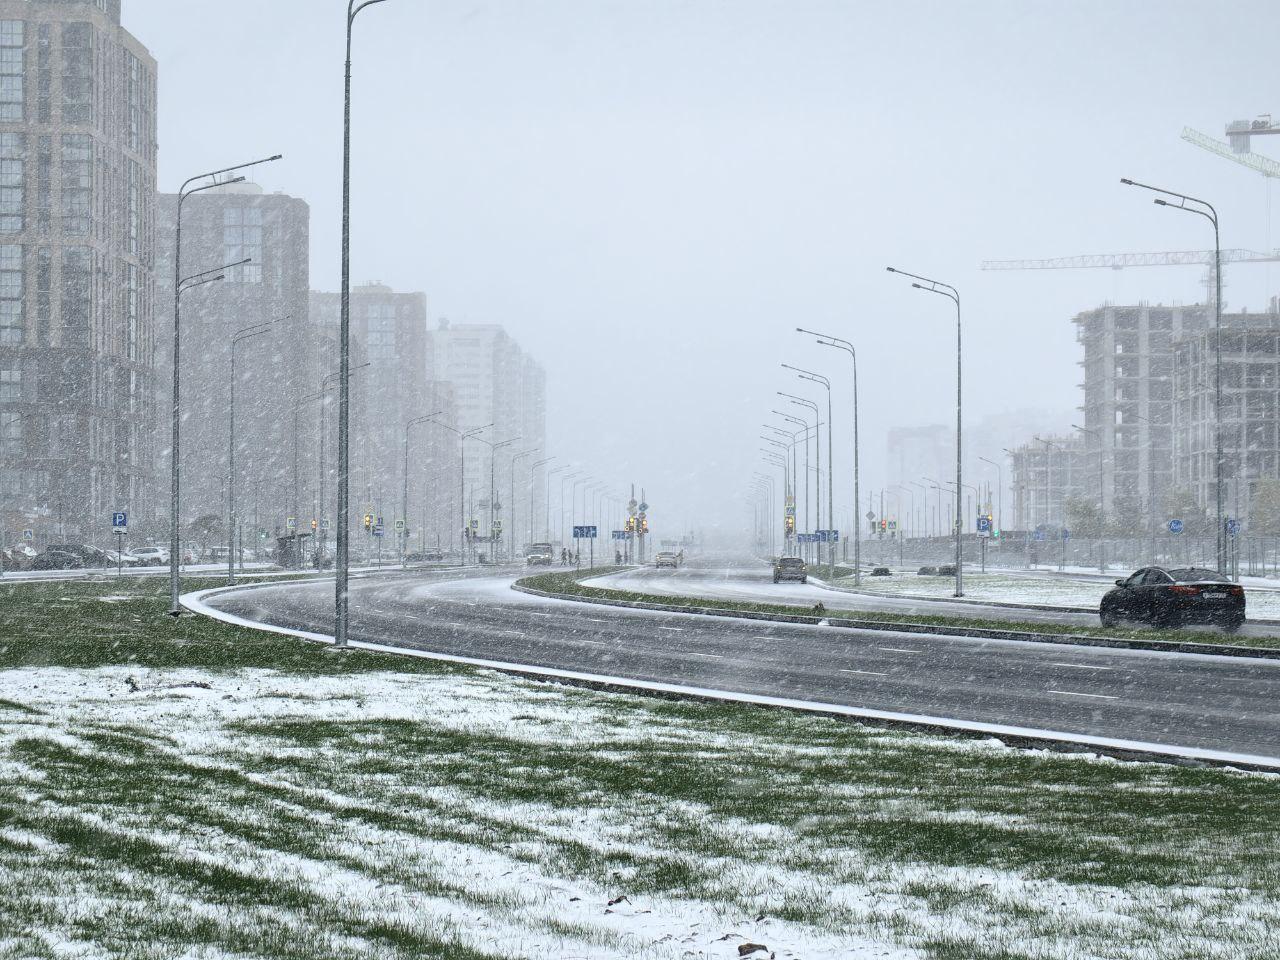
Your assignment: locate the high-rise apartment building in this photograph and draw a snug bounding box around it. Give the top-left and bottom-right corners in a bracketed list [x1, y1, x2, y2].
[0, 0, 157, 544]
[425, 319, 546, 546]
[1073, 303, 1209, 517]
[156, 183, 313, 540]
[311, 285, 456, 551]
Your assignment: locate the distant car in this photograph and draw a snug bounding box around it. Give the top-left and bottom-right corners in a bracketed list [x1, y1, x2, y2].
[917, 566, 938, 576]
[104, 550, 143, 568]
[871, 567, 892, 577]
[1101, 567, 1245, 632]
[937, 564, 958, 577]
[130, 546, 169, 567]
[423, 550, 445, 563]
[773, 556, 807, 584]
[655, 551, 680, 569]
[526, 543, 555, 566]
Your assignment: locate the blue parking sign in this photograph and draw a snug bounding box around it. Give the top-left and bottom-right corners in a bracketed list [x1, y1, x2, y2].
[111, 512, 127, 530]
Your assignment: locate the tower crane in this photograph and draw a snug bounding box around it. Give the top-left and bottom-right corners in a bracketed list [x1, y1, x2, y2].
[1181, 117, 1280, 179]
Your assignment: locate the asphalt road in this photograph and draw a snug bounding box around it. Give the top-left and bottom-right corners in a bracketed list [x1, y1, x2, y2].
[201, 561, 1280, 765]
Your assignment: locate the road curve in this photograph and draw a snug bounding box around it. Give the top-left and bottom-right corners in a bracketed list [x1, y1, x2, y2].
[195, 564, 1280, 767]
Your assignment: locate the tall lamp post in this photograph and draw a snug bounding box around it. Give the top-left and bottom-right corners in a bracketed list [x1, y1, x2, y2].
[888, 266, 963, 597]
[797, 328, 861, 583]
[1122, 177, 1224, 574]
[530, 456, 555, 548]
[509, 449, 538, 562]
[227, 318, 280, 583]
[978, 456, 1003, 538]
[170, 153, 281, 617]
[337, 0, 395, 647]
[783, 364, 835, 579]
[401, 411, 442, 567]
[1073, 423, 1106, 573]
[430, 422, 492, 563]
[778, 393, 820, 561]
[1033, 436, 1060, 570]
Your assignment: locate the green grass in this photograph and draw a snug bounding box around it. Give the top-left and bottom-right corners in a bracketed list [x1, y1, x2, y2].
[2, 575, 1280, 958]
[520, 569, 1280, 650]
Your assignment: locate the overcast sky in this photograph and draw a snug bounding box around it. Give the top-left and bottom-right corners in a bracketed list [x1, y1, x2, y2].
[131, 0, 1280, 537]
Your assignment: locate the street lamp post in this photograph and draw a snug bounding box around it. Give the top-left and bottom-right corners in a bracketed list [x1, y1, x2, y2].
[888, 266, 963, 597]
[978, 456, 1003, 539]
[1073, 423, 1106, 573]
[798, 328, 861, 583]
[337, 0, 395, 647]
[530, 457, 555, 549]
[778, 394, 820, 562]
[1033, 436, 1061, 570]
[783, 364, 835, 580]
[431, 422, 492, 563]
[227, 318, 279, 583]
[545, 465, 566, 541]
[1123, 177, 1224, 573]
[401, 411, 442, 567]
[509, 449, 538, 562]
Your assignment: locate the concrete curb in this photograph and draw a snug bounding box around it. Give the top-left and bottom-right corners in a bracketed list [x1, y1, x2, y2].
[512, 581, 1280, 661]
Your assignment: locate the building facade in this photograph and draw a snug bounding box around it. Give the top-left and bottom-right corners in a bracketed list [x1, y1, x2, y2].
[1173, 309, 1280, 522]
[1073, 303, 1209, 518]
[1008, 435, 1087, 532]
[425, 319, 547, 549]
[0, 0, 157, 545]
[156, 183, 313, 544]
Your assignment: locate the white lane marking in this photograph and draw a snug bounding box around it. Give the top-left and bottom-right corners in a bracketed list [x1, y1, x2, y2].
[658, 627, 685, 632]
[575, 638, 607, 646]
[1050, 662, 1114, 672]
[501, 630, 525, 638]
[840, 669, 889, 677]
[878, 647, 921, 654]
[753, 636, 778, 641]
[1049, 689, 1120, 701]
[682, 652, 724, 660]
[447, 622, 465, 629]
[402, 614, 420, 621]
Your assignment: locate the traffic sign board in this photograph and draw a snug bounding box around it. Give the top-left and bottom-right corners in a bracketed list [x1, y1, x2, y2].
[287, 517, 297, 531]
[111, 512, 127, 530]
[1168, 519, 1184, 535]
[1033, 530, 1046, 541]
[1061, 528, 1070, 541]
[977, 516, 991, 539]
[373, 523, 384, 538]
[612, 530, 628, 540]
[1227, 518, 1241, 537]
[394, 519, 406, 531]
[573, 525, 598, 540]
[319, 519, 330, 531]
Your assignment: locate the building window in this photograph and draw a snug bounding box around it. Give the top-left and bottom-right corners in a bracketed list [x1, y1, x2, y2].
[61, 23, 93, 125]
[61, 135, 92, 236]
[126, 160, 140, 255]
[125, 262, 138, 362]
[35, 246, 49, 345]
[61, 246, 90, 345]
[0, 21, 22, 123]
[0, 244, 22, 345]
[36, 23, 50, 124]
[223, 207, 263, 283]
[0, 365, 20, 402]
[0, 411, 19, 456]
[366, 304, 396, 362]
[0, 133, 23, 235]
[36, 137, 51, 235]
[126, 53, 141, 153]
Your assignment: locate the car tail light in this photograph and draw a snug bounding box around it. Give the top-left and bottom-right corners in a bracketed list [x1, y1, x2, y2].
[1229, 586, 1244, 597]
[1169, 585, 1200, 595]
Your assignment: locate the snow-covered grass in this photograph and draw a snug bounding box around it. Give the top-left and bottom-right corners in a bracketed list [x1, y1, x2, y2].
[840, 570, 1280, 619]
[3, 579, 1280, 959]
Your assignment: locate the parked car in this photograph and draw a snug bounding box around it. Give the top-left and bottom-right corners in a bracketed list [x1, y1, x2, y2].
[1100, 567, 1245, 632]
[30, 543, 111, 571]
[655, 551, 680, 569]
[937, 564, 958, 577]
[773, 556, 807, 584]
[423, 550, 446, 563]
[130, 546, 169, 567]
[104, 550, 143, 568]
[871, 567, 892, 577]
[917, 566, 938, 576]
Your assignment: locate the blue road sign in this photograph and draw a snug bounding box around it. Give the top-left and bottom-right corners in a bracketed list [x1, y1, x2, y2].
[1168, 519, 1184, 535]
[612, 530, 627, 540]
[1227, 518, 1241, 537]
[573, 525, 598, 540]
[373, 521, 385, 538]
[111, 512, 127, 530]
[976, 516, 991, 533]
[1061, 528, 1070, 541]
[814, 529, 840, 543]
[1033, 530, 1046, 541]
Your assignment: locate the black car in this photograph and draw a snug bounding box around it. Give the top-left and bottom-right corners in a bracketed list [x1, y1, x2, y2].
[917, 566, 938, 576]
[1100, 567, 1245, 632]
[871, 567, 892, 577]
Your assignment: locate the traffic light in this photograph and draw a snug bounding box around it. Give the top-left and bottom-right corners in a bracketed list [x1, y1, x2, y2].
[641, 518, 650, 534]
[311, 519, 318, 532]
[363, 513, 373, 532]
[784, 515, 796, 536]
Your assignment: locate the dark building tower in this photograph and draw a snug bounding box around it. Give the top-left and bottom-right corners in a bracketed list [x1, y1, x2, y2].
[0, 0, 157, 545]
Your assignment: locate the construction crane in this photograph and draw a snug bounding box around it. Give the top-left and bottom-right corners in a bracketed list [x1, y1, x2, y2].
[982, 249, 1279, 271]
[1181, 124, 1280, 179]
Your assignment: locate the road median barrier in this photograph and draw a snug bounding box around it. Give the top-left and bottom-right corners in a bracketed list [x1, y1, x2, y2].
[515, 570, 1280, 661]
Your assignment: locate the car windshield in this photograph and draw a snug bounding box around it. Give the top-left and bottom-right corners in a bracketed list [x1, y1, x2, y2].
[779, 558, 804, 567]
[1167, 568, 1230, 584]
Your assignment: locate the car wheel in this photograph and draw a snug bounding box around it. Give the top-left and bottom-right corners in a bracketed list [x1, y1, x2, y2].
[1222, 617, 1245, 635]
[1099, 605, 1119, 628]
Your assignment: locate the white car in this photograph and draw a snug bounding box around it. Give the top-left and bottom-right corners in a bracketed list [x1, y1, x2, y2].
[130, 546, 169, 567]
[655, 551, 680, 569]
